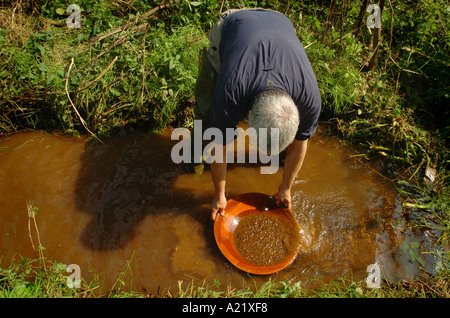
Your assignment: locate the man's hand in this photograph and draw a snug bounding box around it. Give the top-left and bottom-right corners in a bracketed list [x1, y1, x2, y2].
[273, 186, 292, 210]
[210, 145, 227, 221]
[274, 139, 308, 210]
[211, 193, 227, 221]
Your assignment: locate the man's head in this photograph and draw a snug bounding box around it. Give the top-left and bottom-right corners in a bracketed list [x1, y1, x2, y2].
[248, 89, 299, 154]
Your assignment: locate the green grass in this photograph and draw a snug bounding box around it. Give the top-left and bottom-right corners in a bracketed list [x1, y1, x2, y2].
[1, 258, 448, 298]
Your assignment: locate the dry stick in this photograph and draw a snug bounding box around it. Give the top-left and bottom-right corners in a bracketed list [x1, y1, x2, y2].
[140, 26, 149, 106]
[115, 0, 139, 13]
[91, 3, 170, 43]
[388, 0, 394, 52]
[68, 3, 168, 89]
[26, 201, 37, 257]
[303, 40, 316, 49]
[100, 103, 134, 117]
[65, 57, 104, 144]
[388, 52, 427, 77]
[85, 28, 138, 70]
[401, 46, 450, 67]
[330, 31, 353, 46]
[21, 3, 169, 101]
[26, 201, 53, 297]
[360, 41, 380, 72]
[77, 55, 119, 92]
[348, 155, 398, 183]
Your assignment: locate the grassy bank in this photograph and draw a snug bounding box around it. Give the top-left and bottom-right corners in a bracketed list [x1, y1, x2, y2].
[0, 0, 448, 297]
[1, 255, 449, 298]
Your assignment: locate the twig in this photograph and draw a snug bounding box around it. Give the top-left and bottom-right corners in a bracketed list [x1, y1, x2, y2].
[27, 202, 45, 264]
[65, 57, 104, 144]
[304, 40, 316, 49]
[401, 46, 450, 67]
[140, 27, 149, 106]
[114, 0, 138, 13]
[86, 29, 136, 67]
[26, 201, 53, 298]
[11, 2, 18, 27]
[388, 54, 427, 78]
[77, 55, 118, 92]
[27, 202, 37, 258]
[330, 32, 352, 46]
[360, 42, 380, 72]
[349, 155, 398, 183]
[100, 103, 134, 117]
[74, 3, 169, 75]
[91, 3, 170, 43]
[109, 251, 135, 296]
[388, 0, 394, 51]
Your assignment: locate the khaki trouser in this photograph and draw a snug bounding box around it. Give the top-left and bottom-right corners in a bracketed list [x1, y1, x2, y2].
[194, 9, 241, 124]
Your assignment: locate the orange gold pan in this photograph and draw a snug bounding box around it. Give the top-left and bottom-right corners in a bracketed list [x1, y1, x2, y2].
[214, 193, 301, 275]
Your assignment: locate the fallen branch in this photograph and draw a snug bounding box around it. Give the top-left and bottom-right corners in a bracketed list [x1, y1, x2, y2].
[65, 57, 104, 144]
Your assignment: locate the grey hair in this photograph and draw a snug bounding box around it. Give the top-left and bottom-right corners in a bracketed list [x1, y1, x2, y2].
[248, 89, 299, 155]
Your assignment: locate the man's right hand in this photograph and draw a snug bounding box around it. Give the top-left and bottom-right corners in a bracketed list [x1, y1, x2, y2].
[211, 193, 227, 221]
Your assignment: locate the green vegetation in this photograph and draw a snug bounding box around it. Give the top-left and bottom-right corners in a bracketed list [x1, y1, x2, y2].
[0, 0, 448, 297]
[1, 258, 448, 298]
[0, 0, 210, 137]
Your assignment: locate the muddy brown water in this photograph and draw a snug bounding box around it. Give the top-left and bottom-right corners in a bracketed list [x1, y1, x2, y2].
[0, 125, 438, 295]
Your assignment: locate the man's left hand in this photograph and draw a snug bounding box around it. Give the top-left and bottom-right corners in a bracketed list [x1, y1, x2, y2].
[273, 186, 292, 210]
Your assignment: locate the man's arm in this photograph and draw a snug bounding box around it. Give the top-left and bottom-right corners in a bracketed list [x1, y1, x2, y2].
[274, 139, 308, 209]
[210, 144, 228, 221]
